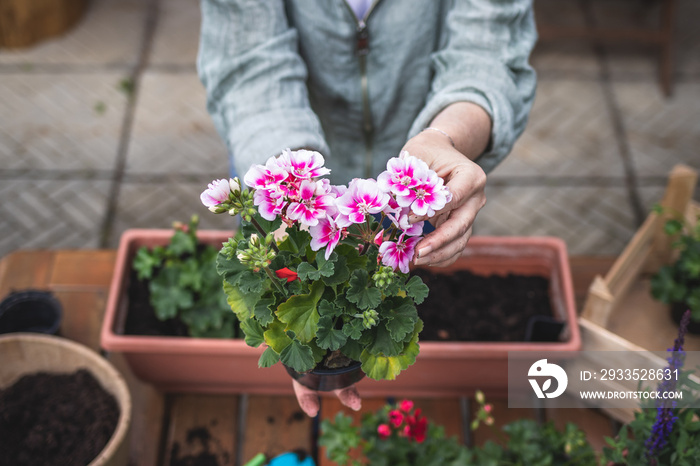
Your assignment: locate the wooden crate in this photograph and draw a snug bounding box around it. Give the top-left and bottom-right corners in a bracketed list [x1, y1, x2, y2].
[573, 164, 700, 423]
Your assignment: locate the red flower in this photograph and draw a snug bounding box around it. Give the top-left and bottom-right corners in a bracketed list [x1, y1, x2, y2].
[399, 399, 414, 413]
[377, 423, 391, 439]
[388, 409, 404, 428]
[405, 409, 428, 443]
[275, 267, 299, 282]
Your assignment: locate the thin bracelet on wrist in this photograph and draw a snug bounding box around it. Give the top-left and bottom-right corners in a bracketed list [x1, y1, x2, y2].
[421, 127, 455, 148]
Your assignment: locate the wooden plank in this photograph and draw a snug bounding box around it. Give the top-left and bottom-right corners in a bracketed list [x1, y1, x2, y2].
[107, 353, 165, 466]
[162, 394, 238, 466]
[241, 395, 314, 463]
[568, 256, 616, 310]
[48, 250, 116, 289]
[0, 250, 54, 297]
[54, 290, 107, 352]
[470, 399, 538, 447]
[413, 398, 464, 441]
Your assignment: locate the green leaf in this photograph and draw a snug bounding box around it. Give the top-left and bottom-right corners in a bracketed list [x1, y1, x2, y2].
[346, 269, 382, 310]
[382, 297, 418, 342]
[253, 298, 275, 326]
[217, 251, 249, 282]
[178, 257, 203, 292]
[342, 317, 365, 340]
[263, 320, 293, 353]
[169, 229, 197, 256]
[360, 320, 422, 380]
[318, 299, 343, 318]
[665, 219, 684, 236]
[276, 281, 324, 343]
[258, 346, 280, 368]
[278, 227, 310, 254]
[223, 281, 263, 321]
[280, 340, 316, 373]
[133, 246, 162, 280]
[404, 275, 429, 304]
[236, 270, 266, 293]
[240, 318, 265, 347]
[365, 323, 404, 357]
[322, 254, 350, 287]
[297, 255, 335, 282]
[317, 315, 347, 351]
[149, 268, 193, 320]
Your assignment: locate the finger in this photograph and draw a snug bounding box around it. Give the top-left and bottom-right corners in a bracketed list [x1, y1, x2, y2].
[414, 205, 474, 265]
[429, 226, 473, 267]
[292, 380, 320, 417]
[333, 385, 362, 411]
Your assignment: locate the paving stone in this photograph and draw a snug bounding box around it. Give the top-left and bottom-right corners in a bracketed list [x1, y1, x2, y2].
[0, 73, 127, 170]
[108, 179, 236, 248]
[150, 0, 200, 67]
[611, 82, 700, 177]
[475, 185, 637, 256]
[489, 80, 626, 178]
[125, 72, 228, 175]
[0, 179, 110, 258]
[0, 0, 147, 67]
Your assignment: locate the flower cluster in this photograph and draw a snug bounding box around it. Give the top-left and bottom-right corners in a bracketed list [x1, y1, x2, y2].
[201, 149, 444, 381]
[377, 399, 428, 443]
[646, 309, 690, 462]
[236, 149, 451, 273]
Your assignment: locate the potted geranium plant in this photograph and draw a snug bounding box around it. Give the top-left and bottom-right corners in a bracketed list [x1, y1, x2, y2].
[650, 205, 700, 333]
[202, 149, 447, 389]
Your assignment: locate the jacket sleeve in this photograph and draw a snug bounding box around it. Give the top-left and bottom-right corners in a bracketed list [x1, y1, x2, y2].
[197, 0, 329, 176]
[408, 0, 538, 173]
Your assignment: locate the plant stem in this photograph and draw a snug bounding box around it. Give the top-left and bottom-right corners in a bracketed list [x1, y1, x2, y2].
[263, 266, 286, 296]
[250, 217, 280, 253]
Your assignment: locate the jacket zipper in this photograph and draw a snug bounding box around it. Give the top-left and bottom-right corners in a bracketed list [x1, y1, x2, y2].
[342, 1, 380, 178]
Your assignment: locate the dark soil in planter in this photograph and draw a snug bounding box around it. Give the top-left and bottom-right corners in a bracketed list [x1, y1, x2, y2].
[413, 269, 557, 342]
[124, 268, 189, 336]
[0, 369, 120, 466]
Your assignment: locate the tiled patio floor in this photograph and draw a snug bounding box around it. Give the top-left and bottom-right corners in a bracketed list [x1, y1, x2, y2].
[1, 0, 699, 259]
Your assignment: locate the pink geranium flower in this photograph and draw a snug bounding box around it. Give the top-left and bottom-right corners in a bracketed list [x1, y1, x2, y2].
[336, 179, 390, 224]
[377, 151, 429, 197]
[387, 207, 424, 237]
[309, 216, 343, 259]
[378, 233, 421, 274]
[396, 171, 451, 217]
[399, 399, 414, 413]
[277, 149, 330, 181]
[200, 179, 231, 208]
[253, 189, 286, 221]
[388, 409, 404, 428]
[243, 160, 288, 191]
[286, 180, 335, 227]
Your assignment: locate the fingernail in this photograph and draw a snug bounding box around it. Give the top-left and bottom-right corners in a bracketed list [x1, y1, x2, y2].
[417, 246, 432, 259]
[408, 215, 420, 224]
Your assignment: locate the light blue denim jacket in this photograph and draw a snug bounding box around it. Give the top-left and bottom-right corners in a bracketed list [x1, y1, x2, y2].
[198, 0, 537, 183]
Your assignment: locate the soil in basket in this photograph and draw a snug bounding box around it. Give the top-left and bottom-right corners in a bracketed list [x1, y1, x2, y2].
[0, 369, 120, 466]
[413, 269, 555, 342]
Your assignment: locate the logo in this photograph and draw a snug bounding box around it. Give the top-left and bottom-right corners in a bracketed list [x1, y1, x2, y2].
[528, 359, 568, 399]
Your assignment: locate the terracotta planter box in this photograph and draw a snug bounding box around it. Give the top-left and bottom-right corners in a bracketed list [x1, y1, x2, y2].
[101, 230, 579, 396]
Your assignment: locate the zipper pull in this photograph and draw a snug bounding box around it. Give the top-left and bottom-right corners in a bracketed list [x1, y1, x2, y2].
[356, 21, 369, 56]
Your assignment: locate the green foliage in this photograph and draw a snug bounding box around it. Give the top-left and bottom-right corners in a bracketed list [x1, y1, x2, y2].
[217, 209, 429, 379]
[132, 216, 239, 338]
[650, 205, 700, 321]
[320, 401, 470, 466]
[469, 420, 596, 465]
[601, 370, 700, 465]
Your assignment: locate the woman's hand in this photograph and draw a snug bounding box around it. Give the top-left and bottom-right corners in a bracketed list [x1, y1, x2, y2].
[405, 102, 492, 267]
[292, 380, 361, 417]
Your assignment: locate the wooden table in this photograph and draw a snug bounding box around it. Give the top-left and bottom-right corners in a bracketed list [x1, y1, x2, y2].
[0, 250, 619, 466]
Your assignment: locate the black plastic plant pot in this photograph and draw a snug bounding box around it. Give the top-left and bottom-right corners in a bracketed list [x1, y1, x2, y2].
[0, 290, 62, 335]
[284, 361, 365, 392]
[671, 302, 700, 335]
